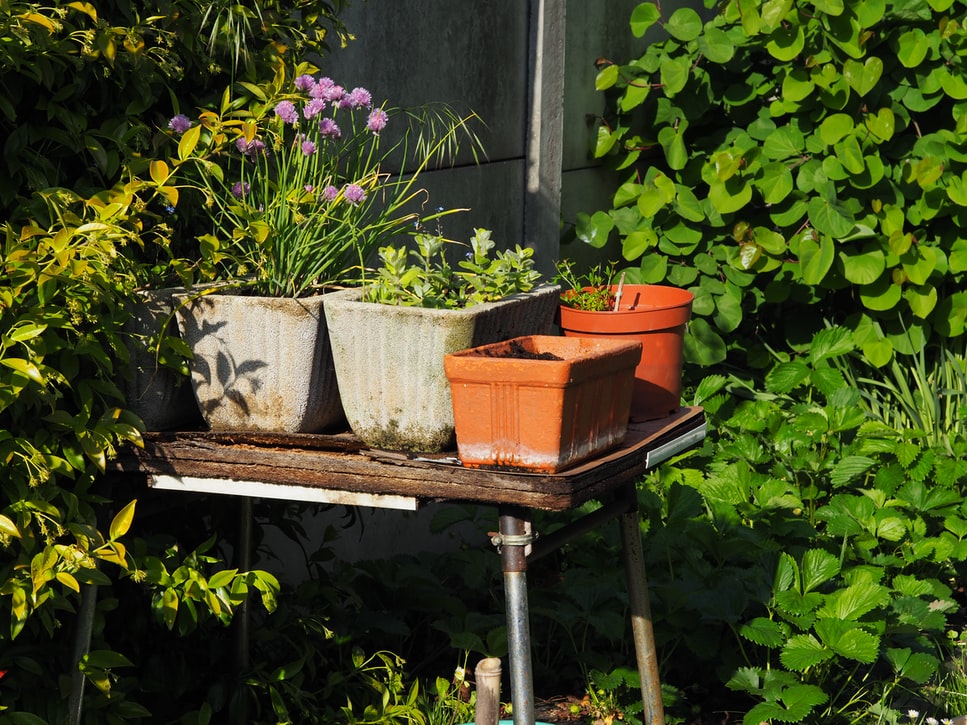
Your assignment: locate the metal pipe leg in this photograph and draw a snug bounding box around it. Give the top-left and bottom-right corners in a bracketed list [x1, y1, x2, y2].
[498, 509, 535, 725]
[619, 503, 665, 725]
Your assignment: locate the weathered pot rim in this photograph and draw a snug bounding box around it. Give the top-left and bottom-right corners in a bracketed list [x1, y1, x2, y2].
[324, 283, 561, 317]
[560, 283, 693, 316]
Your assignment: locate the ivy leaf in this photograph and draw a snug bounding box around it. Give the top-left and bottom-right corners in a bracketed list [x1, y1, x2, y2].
[630, 2, 661, 37]
[808, 197, 855, 237]
[575, 211, 615, 248]
[698, 26, 735, 63]
[797, 232, 835, 285]
[859, 273, 903, 311]
[896, 28, 930, 68]
[595, 64, 619, 91]
[820, 113, 855, 145]
[664, 7, 703, 41]
[843, 57, 883, 96]
[762, 125, 805, 160]
[840, 244, 886, 284]
[766, 23, 805, 61]
[683, 318, 727, 365]
[660, 56, 691, 96]
[904, 284, 938, 318]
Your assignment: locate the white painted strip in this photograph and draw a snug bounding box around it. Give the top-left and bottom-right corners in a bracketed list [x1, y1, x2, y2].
[149, 475, 420, 511]
[645, 422, 708, 470]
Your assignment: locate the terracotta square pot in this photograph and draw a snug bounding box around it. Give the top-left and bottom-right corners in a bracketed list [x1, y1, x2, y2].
[444, 335, 642, 472]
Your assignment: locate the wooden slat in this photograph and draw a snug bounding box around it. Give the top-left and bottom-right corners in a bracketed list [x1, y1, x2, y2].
[110, 407, 705, 511]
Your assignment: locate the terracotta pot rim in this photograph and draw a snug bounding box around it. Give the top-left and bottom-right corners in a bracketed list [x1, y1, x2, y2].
[560, 284, 694, 316]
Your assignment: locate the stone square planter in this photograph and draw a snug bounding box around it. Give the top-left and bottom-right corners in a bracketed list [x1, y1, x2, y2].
[323, 284, 560, 452]
[174, 292, 344, 433]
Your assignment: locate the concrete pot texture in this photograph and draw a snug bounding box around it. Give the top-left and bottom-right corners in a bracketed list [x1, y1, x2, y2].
[174, 292, 344, 433]
[557, 284, 693, 422]
[444, 335, 641, 472]
[323, 284, 560, 453]
[121, 287, 202, 431]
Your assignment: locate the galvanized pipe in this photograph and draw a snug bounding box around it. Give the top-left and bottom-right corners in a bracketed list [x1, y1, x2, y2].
[618, 503, 665, 725]
[498, 509, 535, 725]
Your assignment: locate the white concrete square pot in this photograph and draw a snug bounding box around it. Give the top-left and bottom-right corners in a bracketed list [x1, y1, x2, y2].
[121, 287, 202, 431]
[174, 292, 344, 433]
[323, 284, 560, 452]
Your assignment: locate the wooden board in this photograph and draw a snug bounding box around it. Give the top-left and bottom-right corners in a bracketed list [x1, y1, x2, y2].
[111, 407, 705, 511]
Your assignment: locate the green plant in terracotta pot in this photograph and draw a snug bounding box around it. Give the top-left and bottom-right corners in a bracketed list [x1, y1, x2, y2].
[555, 260, 693, 421]
[158, 62, 483, 432]
[325, 229, 560, 452]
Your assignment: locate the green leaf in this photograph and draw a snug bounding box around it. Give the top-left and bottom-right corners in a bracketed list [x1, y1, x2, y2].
[697, 26, 734, 63]
[896, 28, 930, 68]
[887, 648, 940, 685]
[630, 2, 661, 37]
[765, 360, 810, 394]
[821, 581, 889, 620]
[82, 650, 135, 669]
[762, 126, 804, 160]
[802, 549, 840, 592]
[814, 619, 880, 663]
[658, 125, 688, 170]
[622, 228, 658, 260]
[660, 56, 691, 96]
[740, 617, 787, 647]
[843, 57, 883, 97]
[766, 23, 805, 61]
[575, 211, 615, 248]
[595, 64, 619, 91]
[859, 273, 903, 311]
[905, 283, 937, 318]
[683, 318, 727, 365]
[810, 326, 853, 362]
[109, 499, 136, 541]
[840, 244, 886, 284]
[781, 634, 835, 670]
[820, 114, 854, 145]
[808, 197, 855, 237]
[208, 568, 239, 589]
[593, 125, 620, 158]
[798, 233, 835, 285]
[665, 8, 703, 41]
[0, 514, 22, 539]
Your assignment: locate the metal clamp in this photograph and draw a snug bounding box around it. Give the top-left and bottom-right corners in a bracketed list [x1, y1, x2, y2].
[490, 531, 538, 549]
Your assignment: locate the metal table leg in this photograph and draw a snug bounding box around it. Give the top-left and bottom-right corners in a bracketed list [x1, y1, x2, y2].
[618, 485, 665, 725]
[497, 507, 536, 725]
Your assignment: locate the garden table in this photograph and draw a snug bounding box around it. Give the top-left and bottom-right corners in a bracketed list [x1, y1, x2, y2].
[110, 405, 705, 725]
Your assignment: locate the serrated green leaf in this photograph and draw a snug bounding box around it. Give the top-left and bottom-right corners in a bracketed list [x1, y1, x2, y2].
[802, 549, 840, 592]
[740, 617, 787, 647]
[781, 634, 835, 670]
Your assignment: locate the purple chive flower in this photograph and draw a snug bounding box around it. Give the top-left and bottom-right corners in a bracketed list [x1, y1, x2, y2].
[318, 117, 342, 139]
[347, 87, 373, 109]
[344, 183, 366, 205]
[303, 98, 327, 120]
[231, 181, 251, 198]
[367, 108, 389, 134]
[275, 100, 299, 125]
[322, 185, 339, 202]
[235, 137, 266, 157]
[324, 84, 345, 104]
[301, 139, 317, 156]
[168, 114, 191, 133]
[294, 74, 316, 92]
[305, 184, 315, 193]
[310, 77, 336, 99]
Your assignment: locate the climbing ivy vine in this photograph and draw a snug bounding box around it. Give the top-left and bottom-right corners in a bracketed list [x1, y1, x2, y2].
[586, 0, 967, 368]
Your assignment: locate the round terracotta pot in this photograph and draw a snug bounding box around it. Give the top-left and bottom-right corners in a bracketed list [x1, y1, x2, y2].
[557, 284, 693, 421]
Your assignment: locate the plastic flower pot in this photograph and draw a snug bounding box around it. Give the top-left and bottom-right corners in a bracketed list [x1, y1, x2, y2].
[557, 284, 693, 421]
[444, 335, 642, 472]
